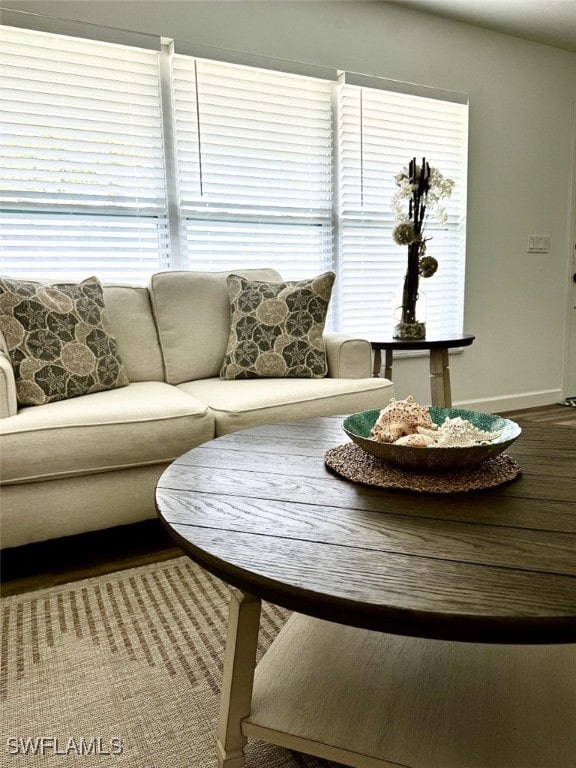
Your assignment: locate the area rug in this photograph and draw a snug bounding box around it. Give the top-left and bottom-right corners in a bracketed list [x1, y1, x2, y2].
[1, 557, 339, 767]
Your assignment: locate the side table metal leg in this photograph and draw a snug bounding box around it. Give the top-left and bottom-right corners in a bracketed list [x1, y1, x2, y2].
[217, 589, 261, 768]
[429, 348, 452, 407]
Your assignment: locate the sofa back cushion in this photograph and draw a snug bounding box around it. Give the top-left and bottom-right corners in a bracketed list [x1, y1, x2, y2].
[149, 269, 282, 384]
[103, 285, 165, 382]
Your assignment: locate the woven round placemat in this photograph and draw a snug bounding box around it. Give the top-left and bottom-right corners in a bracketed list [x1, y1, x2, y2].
[325, 443, 522, 494]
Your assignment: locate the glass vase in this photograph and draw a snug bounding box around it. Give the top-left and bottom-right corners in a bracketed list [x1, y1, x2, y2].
[392, 281, 427, 340]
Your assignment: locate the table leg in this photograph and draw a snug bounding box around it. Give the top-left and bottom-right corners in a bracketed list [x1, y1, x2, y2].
[372, 348, 382, 377]
[429, 348, 452, 407]
[384, 350, 393, 382]
[217, 589, 261, 768]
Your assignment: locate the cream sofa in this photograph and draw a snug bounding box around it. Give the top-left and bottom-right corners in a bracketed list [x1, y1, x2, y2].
[0, 269, 394, 550]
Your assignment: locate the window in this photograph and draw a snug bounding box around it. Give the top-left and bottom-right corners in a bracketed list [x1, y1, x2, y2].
[170, 54, 334, 280]
[337, 81, 468, 335]
[0, 26, 170, 282]
[0, 22, 468, 334]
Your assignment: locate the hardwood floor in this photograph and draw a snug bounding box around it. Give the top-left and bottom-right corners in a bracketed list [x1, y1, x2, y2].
[2, 404, 574, 597]
[499, 403, 576, 427]
[0, 520, 182, 597]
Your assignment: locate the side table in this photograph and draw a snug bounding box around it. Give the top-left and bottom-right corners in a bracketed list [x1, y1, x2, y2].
[368, 333, 475, 407]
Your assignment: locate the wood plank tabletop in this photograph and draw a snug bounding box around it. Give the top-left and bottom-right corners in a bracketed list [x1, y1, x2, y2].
[156, 417, 576, 644]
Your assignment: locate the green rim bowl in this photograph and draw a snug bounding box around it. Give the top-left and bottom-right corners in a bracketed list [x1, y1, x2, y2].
[343, 407, 521, 470]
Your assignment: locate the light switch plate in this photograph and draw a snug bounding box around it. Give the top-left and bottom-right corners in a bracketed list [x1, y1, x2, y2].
[527, 235, 551, 253]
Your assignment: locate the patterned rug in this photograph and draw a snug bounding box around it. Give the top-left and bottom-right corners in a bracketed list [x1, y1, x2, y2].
[1, 557, 339, 767]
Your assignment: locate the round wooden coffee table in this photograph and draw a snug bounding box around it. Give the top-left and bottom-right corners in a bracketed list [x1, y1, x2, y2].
[156, 416, 576, 768]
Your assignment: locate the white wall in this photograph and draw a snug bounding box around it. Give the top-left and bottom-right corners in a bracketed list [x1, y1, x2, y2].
[3, 0, 576, 411]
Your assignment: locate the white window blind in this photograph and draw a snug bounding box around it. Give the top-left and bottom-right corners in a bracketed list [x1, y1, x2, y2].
[171, 55, 334, 280]
[1, 22, 468, 333]
[0, 25, 170, 282]
[337, 84, 468, 335]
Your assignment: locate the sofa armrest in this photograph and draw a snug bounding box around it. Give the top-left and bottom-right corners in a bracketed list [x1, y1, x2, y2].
[324, 333, 373, 379]
[0, 351, 18, 418]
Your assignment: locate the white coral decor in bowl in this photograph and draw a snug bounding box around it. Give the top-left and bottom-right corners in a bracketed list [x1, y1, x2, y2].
[343, 397, 521, 470]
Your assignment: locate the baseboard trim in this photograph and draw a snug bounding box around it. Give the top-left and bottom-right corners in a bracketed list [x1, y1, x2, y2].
[455, 390, 563, 413]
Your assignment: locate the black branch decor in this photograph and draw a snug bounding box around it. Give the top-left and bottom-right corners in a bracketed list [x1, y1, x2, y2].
[391, 157, 455, 339]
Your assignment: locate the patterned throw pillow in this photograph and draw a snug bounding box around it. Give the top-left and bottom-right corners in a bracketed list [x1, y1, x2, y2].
[220, 272, 335, 380]
[0, 276, 129, 406]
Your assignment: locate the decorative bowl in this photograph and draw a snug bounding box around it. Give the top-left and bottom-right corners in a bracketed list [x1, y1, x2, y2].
[343, 407, 521, 470]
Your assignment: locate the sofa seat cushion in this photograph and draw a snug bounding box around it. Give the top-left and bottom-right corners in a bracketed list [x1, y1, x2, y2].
[179, 376, 394, 436]
[0, 382, 214, 484]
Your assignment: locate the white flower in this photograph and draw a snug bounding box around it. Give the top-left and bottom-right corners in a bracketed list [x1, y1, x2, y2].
[391, 162, 454, 230]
